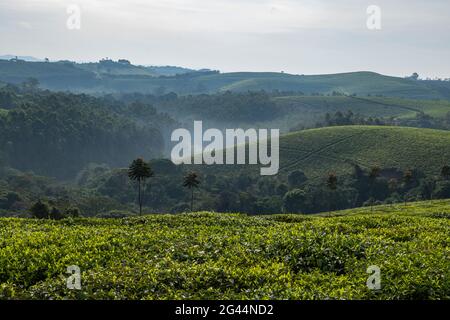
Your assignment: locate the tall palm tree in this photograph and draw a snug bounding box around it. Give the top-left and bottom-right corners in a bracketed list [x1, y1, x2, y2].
[128, 158, 153, 215]
[183, 171, 201, 212]
[327, 172, 338, 191]
[403, 169, 414, 206]
[326, 172, 338, 214]
[369, 166, 381, 211]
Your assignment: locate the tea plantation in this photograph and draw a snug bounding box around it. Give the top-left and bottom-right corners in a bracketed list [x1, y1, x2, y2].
[0, 200, 449, 300]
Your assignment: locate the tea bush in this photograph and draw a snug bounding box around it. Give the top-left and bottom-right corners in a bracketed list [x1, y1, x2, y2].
[0, 200, 449, 299]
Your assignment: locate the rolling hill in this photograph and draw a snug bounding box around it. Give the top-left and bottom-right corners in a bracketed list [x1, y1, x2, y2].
[1, 59, 450, 99]
[278, 126, 450, 178]
[268, 95, 450, 131]
[198, 126, 450, 180]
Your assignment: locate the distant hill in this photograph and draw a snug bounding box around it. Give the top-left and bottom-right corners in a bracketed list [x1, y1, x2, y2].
[199, 126, 450, 180]
[153, 92, 450, 133]
[0, 55, 43, 62]
[270, 95, 450, 131]
[207, 71, 450, 99]
[1, 59, 450, 99]
[76, 60, 200, 77]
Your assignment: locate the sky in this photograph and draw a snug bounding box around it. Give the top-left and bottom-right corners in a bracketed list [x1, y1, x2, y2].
[1, 0, 450, 78]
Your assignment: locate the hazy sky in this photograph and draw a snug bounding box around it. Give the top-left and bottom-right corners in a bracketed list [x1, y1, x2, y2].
[1, 0, 450, 78]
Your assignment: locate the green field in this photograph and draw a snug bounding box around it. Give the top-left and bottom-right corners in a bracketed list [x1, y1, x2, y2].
[0, 200, 449, 300]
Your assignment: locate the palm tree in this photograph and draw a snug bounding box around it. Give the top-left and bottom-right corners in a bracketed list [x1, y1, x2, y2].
[183, 171, 201, 212]
[128, 158, 153, 215]
[368, 166, 381, 211]
[403, 169, 413, 206]
[326, 172, 338, 214]
[327, 172, 338, 191]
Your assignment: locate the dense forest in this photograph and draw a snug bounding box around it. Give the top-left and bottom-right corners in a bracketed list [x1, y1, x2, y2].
[0, 82, 179, 178]
[0, 79, 449, 218]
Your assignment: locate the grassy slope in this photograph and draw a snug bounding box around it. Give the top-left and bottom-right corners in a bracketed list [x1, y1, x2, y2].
[360, 96, 450, 118]
[199, 126, 450, 180]
[0, 60, 94, 80]
[191, 71, 450, 100]
[277, 126, 450, 179]
[216, 72, 430, 96]
[0, 199, 449, 300]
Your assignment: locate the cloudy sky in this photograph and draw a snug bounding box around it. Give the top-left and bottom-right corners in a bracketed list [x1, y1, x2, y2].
[1, 0, 449, 78]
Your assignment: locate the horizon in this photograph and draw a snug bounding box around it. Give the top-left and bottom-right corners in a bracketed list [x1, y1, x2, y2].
[1, 0, 449, 79]
[0, 54, 444, 80]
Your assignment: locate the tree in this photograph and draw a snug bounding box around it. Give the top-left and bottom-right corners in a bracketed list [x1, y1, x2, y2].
[66, 207, 81, 218]
[368, 166, 381, 211]
[22, 78, 40, 92]
[287, 170, 307, 188]
[327, 172, 338, 191]
[388, 178, 398, 193]
[369, 166, 381, 180]
[30, 200, 49, 219]
[183, 171, 201, 212]
[409, 72, 419, 80]
[326, 173, 338, 212]
[128, 158, 154, 215]
[403, 169, 414, 206]
[283, 189, 307, 213]
[441, 165, 450, 180]
[49, 207, 64, 220]
[433, 181, 450, 199]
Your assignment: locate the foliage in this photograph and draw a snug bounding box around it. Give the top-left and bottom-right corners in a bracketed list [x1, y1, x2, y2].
[30, 200, 49, 219]
[0, 200, 449, 300]
[128, 158, 154, 215]
[277, 126, 450, 179]
[183, 171, 201, 212]
[0, 84, 172, 179]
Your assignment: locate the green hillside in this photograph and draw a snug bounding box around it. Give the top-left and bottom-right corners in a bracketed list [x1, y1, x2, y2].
[216, 71, 441, 98]
[280, 126, 450, 179]
[1, 199, 449, 300]
[203, 126, 450, 180]
[269, 95, 450, 131]
[1, 60, 450, 99]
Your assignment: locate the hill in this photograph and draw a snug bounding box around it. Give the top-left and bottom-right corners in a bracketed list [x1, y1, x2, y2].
[122, 91, 450, 134]
[270, 95, 450, 131]
[0, 55, 43, 62]
[201, 126, 450, 180]
[214, 71, 450, 99]
[1, 60, 450, 99]
[279, 126, 450, 179]
[0, 199, 449, 299]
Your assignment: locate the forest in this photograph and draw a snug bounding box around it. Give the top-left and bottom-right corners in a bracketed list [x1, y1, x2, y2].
[0, 79, 449, 218]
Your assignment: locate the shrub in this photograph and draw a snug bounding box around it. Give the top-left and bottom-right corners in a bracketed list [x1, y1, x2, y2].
[49, 207, 64, 220]
[30, 200, 50, 219]
[65, 207, 81, 218]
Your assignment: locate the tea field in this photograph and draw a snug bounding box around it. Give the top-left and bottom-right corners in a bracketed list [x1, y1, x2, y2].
[0, 200, 449, 300]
